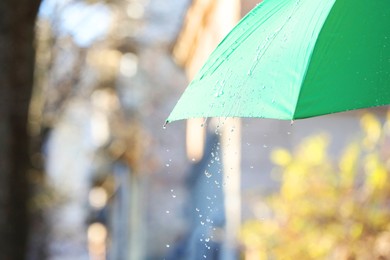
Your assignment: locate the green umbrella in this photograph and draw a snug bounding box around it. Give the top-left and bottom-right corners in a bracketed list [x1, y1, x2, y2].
[166, 0, 390, 124]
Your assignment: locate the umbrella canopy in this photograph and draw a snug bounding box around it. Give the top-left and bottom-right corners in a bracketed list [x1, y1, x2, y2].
[167, 0, 390, 123]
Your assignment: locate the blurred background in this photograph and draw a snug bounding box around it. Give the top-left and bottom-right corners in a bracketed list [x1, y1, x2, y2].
[1, 0, 390, 259]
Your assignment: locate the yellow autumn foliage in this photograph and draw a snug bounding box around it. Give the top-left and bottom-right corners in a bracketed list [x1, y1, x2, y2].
[241, 112, 390, 260]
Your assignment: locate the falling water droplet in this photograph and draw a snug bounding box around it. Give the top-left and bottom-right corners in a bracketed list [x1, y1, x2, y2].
[204, 170, 212, 178]
[166, 244, 170, 248]
[196, 208, 200, 212]
[165, 163, 170, 167]
[201, 118, 208, 127]
[166, 210, 170, 214]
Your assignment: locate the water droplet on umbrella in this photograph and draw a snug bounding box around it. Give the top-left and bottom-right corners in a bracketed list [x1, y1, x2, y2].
[214, 89, 224, 97]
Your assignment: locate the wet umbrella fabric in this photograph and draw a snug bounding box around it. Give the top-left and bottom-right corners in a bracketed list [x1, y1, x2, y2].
[167, 0, 390, 123]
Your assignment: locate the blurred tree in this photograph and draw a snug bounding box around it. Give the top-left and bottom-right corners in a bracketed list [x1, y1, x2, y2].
[0, 1, 42, 259]
[240, 112, 390, 260]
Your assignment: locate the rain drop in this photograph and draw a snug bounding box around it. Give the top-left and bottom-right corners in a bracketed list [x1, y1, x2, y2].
[214, 89, 224, 97]
[166, 210, 170, 214]
[166, 244, 170, 248]
[204, 170, 212, 178]
[201, 118, 208, 127]
[205, 238, 210, 242]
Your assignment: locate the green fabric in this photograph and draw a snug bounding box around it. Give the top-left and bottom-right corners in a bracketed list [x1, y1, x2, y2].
[296, 0, 390, 118]
[167, 0, 390, 123]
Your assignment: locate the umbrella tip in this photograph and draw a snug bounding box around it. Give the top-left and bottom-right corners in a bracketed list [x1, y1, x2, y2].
[163, 120, 169, 129]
